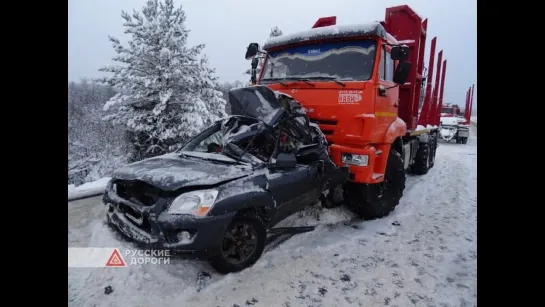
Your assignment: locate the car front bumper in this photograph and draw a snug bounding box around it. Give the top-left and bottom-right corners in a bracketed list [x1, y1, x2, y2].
[103, 185, 235, 259]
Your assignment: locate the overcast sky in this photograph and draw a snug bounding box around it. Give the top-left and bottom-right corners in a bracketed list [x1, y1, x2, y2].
[68, 0, 477, 111]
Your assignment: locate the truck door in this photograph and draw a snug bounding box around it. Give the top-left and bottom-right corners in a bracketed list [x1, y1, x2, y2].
[374, 46, 399, 137]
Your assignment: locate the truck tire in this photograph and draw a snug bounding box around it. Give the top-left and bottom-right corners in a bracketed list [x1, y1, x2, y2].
[428, 135, 437, 169]
[344, 149, 406, 220]
[461, 137, 468, 144]
[208, 214, 266, 274]
[320, 185, 344, 209]
[411, 142, 430, 175]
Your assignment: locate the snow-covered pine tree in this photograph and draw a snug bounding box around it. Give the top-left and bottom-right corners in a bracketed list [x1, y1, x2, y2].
[244, 26, 284, 79]
[197, 55, 227, 121]
[269, 26, 283, 38]
[99, 0, 226, 161]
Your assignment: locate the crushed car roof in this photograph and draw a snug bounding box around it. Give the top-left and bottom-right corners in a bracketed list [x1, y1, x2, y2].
[228, 85, 283, 125]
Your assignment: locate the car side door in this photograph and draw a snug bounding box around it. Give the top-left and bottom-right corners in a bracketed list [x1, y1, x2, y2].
[266, 163, 322, 227]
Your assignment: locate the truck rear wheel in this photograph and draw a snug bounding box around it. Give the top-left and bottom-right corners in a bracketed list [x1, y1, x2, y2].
[344, 149, 406, 220]
[429, 134, 437, 169]
[411, 143, 430, 175]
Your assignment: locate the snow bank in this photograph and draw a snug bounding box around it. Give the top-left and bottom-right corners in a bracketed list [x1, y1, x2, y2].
[68, 177, 111, 201]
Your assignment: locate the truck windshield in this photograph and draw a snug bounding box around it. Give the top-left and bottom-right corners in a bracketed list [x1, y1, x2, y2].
[260, 40, 376, 82]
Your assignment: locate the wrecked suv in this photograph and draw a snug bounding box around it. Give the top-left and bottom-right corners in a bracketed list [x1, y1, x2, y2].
[103, 85, 349, 273]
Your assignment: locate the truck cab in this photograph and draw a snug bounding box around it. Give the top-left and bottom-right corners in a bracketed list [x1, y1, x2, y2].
[244, 5, 444, 220]
[245, 22, 411, 184]
[440, 105, 460, 117]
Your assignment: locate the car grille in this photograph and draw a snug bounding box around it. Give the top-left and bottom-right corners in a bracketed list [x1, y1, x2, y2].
[114, 180, 162, 206]
[113, 202, 152, 233]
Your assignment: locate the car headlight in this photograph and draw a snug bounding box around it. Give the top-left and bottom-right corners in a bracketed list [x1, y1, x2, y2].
[341, 153, 369, 166]
[168, 189, 219, 217]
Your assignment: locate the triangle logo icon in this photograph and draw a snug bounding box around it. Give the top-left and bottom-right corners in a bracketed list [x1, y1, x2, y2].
[106, 248, 126, 267]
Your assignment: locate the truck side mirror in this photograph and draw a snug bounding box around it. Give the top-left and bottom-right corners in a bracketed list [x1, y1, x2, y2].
[251, 57, 258, 70]
[250, 57, 259, 84]
[393, 60, 411, 84]
[245, 43, 260, 60]
[390, 45, 409, 61]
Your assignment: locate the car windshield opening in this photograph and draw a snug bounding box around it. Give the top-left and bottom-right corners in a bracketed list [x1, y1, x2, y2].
[179, 116, 267, 164]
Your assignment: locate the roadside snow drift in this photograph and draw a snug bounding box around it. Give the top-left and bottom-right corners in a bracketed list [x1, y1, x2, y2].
[68, 177, 110, 201]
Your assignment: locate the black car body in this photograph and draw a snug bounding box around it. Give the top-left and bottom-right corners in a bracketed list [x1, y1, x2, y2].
[103, 85, 349, 269]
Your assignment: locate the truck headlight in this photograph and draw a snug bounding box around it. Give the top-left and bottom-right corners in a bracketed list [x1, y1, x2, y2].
[168, 189, 219, 217]
[341, 153, 369, 166]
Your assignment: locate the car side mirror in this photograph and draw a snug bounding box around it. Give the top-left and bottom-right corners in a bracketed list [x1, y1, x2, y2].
[393, 60, 412, 84]
[271, 153, 297, 169]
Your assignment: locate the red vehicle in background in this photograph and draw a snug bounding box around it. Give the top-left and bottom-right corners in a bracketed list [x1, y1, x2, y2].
[438, 85, 474, 144]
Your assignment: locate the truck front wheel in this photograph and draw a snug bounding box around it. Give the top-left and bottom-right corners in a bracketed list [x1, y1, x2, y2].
[344, 149, 406, 220]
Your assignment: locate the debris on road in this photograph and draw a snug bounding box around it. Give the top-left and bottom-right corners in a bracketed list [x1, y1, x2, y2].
[104, 286, 113, 295]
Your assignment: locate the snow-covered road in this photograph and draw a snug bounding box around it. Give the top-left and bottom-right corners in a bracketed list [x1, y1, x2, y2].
[68, 130, 477, 307]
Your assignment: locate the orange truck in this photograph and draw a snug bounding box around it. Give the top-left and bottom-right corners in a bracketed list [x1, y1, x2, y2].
[244, 5, 448, 220]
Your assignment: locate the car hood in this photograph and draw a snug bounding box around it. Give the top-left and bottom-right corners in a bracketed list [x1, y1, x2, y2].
[228, 85, 284, 125]
[112, 153, 253, 191]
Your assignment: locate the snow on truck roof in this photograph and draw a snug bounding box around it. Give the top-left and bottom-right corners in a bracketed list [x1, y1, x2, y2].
[263, 22, 396, 50]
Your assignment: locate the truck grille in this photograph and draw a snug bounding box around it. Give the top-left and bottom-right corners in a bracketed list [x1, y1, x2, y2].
[310, 118, 337, 136]
[115, 180, 162, 206]
[310, 118, 338, 126]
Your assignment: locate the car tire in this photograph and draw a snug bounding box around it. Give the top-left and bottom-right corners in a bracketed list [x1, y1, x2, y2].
[208, 213, 266, 274]
[344, 149, 406, 220]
